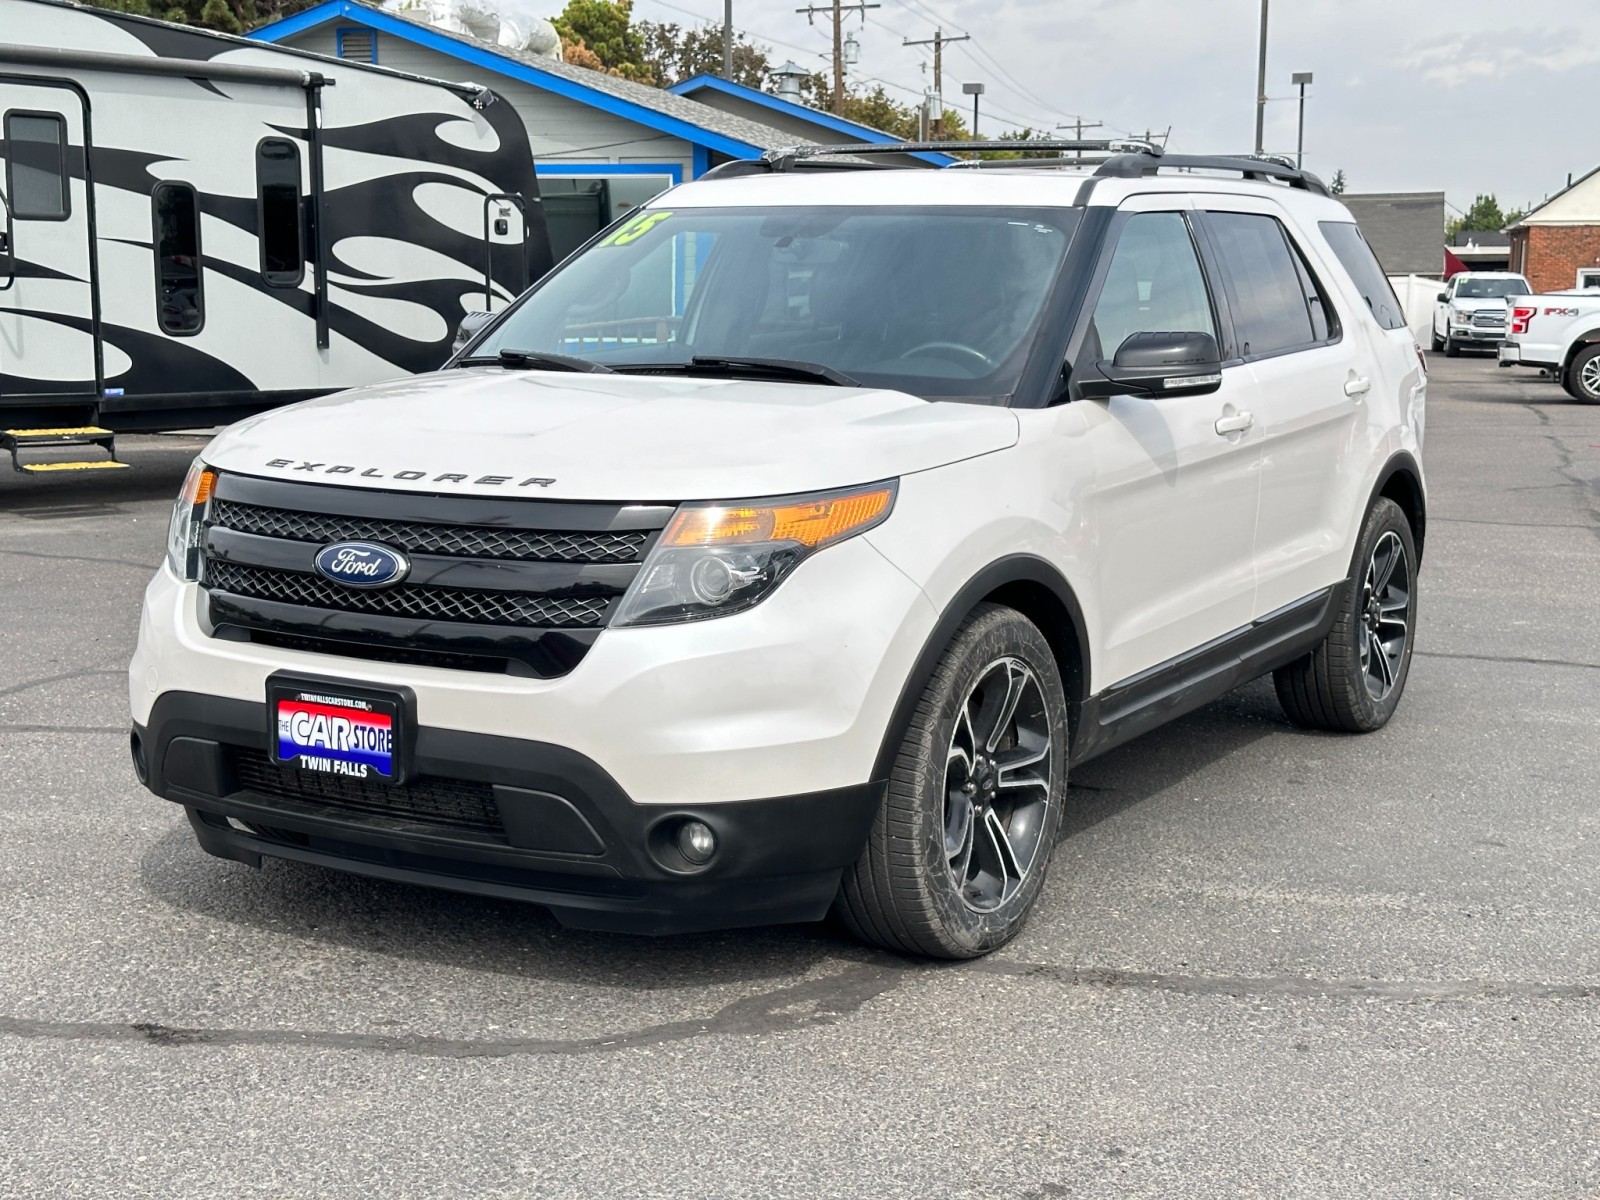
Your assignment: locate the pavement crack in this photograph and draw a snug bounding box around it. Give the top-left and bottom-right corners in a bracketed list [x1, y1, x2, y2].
[1414, 650, 1600, 671]
[0, 547, 154, 571]
[0, 962, 908, 1059]
[0, 668, 125, 699]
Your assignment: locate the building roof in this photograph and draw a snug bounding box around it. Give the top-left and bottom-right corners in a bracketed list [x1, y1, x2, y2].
[667, 74, 955, 167]
[1449, 229, 1509, 248]
[1341, 191, 1446, 276]
[1508, 164, 1600, 228]
[249, 0, 820, 160]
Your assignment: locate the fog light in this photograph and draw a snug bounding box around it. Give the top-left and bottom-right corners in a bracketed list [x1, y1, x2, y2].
[677, 819, 717, 865]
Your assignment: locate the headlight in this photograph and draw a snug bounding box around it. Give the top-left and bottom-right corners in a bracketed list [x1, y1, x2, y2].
[613, 481, 897, 627]
[1452, 307, 1475, 322]
[166, 458, 216, 581]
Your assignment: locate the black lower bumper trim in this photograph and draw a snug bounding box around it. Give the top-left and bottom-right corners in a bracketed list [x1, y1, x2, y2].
[135, 691, 883, 935]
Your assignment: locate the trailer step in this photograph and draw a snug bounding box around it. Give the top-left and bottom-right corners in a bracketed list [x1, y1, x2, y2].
[18, 460, 131, 473]
[2, 425, 122, 473]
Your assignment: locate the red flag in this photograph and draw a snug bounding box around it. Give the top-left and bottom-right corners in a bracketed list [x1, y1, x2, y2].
[1443, 248, 1468, 279]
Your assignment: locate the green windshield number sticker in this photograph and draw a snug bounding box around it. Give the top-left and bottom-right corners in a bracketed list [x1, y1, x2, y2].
[602, 210, 673, 247]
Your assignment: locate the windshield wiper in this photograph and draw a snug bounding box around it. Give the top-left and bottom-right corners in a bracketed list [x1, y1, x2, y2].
[455, 349, 614, 373]
[616, 356, 861, 387]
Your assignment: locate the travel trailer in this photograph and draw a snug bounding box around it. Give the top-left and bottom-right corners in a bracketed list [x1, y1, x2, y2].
[1, 0, 553, 472]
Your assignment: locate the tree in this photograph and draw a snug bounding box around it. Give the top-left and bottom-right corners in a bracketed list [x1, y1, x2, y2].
[1329, 168, 1347, 195]
[81, 0, 319, 30]
[638, 22, 771, 89]
[552, 0, 653, 83]
[1446, 193, 1525, 240]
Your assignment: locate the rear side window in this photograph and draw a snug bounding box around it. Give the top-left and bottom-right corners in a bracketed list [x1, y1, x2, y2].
[256, 138, 304, 287]
[4, 111, 69, 219]
[1318, 220, 1406, 330]
[1204, 211, 1336, 358]
[1088, 211, 1217, 360]
[152, 183, 204, 335]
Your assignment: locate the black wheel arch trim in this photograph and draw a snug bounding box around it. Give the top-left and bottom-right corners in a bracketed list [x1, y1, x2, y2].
[1368, 450, 1427, 566]
[870, 554, 1091, 782]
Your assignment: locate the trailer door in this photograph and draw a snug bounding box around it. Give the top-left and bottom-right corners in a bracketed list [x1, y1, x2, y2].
[0, 79, 97, 405]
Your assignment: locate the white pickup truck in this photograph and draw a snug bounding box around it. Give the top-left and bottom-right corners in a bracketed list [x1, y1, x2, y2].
[1431, 271, 1531, 356]
[1498, 291, 1600, 403]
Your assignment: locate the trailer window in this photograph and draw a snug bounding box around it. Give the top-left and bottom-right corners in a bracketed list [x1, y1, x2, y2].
[256, 139, 304, 287]
[4, 111, 69, 220]
[152, 183, 204, 336]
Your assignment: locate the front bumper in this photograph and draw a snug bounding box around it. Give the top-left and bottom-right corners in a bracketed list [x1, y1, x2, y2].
[133, 691, 883, 933]
[1447, 324, 1505, 343]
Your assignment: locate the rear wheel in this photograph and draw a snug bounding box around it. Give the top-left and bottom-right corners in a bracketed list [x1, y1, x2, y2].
[836, 604, 1068, 959]
[1564, 343, 1600, 404]
[1274, 498, 1417, 733]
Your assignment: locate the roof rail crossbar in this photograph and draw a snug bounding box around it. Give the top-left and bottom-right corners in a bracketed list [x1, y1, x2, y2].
[759, 138, 1161, 171]
[1093, 152, 1330, 196]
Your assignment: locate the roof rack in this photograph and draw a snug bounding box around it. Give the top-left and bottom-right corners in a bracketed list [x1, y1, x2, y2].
[707, 140, 1330, 197]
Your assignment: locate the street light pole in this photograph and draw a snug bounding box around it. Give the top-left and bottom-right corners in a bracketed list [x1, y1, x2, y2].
[962, 81, 984, 136]
[1292, 71, 1313, 168]
[1254, 0, 1269, 155]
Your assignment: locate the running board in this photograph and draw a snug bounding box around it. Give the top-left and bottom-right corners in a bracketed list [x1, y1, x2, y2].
[1, 425, 123, 473]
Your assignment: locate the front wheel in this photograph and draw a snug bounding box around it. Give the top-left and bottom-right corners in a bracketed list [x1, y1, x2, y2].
[1430, 327, 1444, 352]
[1444, 336, 1461, 357]
[1564, 344, 1600, 404]
[836, 604, 1068, 959]
[1274, 498, 1418, 733]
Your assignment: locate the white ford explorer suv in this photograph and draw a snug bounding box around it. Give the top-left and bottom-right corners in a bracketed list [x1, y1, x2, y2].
[131, 142, 1428, 958]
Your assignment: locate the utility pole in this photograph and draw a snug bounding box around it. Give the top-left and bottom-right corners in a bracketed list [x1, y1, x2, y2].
[902, 27, 969, 137]
[1291, 71, 1313, 168]
[798, 0, 879, 114]
[722, 0, 733, 80]
[1254, 0, 1269, 155]
[1056, 118, 1102, 160]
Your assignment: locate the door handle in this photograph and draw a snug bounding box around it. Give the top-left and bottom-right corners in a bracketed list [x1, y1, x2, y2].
[1344, 375, 1372, 397]
[1214, 411, 1254, 435]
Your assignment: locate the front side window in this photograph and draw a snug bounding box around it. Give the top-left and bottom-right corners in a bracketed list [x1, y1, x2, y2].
[4, 112, 69, 220]
[1087, 211, 1216, 361]
[1206, 211, 1329, 358]
[1318, 220, 1406, 330]
[152, 182, 204, 335]
[473, 206, 1080, 401]
[256, 138, 303, 287]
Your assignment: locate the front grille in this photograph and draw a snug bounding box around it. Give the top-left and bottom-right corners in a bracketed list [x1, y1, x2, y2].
[208, 500, 647, 564]
[1472, 311, 1506, 327]
[230, 748, 505, 838]
[205, 559, 610, 628]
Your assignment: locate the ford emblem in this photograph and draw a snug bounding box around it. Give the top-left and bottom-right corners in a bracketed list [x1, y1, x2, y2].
[313, 541, 410, 589]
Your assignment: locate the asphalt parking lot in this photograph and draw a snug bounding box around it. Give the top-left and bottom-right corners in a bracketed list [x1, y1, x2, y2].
[1, 354, 1597, 1198]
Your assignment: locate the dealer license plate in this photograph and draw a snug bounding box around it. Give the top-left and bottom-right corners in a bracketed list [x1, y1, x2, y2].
[269, 681, 403, 782]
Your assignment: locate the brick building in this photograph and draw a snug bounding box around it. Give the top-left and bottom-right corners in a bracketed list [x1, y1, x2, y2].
[1507, 165, 1600, 293]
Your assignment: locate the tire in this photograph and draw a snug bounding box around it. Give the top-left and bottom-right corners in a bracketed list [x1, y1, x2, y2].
[1430, 328, 1444, 352]
[836, 603, 1068, 959]
[1563, 343, 1600, 404]
[1444, 336, 1460, 357]
[1274, 498, 1418, 734]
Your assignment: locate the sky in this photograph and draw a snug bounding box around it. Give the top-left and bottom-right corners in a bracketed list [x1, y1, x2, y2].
[625, 0, 1600, 216]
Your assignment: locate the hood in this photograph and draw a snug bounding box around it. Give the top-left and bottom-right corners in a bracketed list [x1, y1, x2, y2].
[1450, 296, 1510, 310]
[205, 369, 1020, 502]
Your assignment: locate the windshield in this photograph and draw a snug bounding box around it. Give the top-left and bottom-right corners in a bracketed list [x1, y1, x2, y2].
[1456, 277, 1529, 298]
[470, 205, 1080, 400]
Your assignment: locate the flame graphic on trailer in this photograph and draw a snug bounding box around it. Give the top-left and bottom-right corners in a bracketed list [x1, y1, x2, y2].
[0, 0, 554, 432]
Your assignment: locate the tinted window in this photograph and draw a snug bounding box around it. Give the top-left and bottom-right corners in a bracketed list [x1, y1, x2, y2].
[256, 139, 303, 287]
[1206, 212, 1326, 357]
[5, 112, 69, 219]
[152, 183, 203, 335]
[1088, 212, 1216, 360]
[1318, 220, 1407, 330]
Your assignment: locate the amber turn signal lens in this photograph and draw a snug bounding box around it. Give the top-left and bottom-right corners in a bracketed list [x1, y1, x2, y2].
[663, 485, 894, 550]
[184, 466, 217, 507]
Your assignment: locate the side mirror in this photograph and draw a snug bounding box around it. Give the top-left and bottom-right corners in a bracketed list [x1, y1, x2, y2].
[1436, 291, 1448, 302]
[1074, 331, 1223, 400]
[453, 309, 495, 355]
